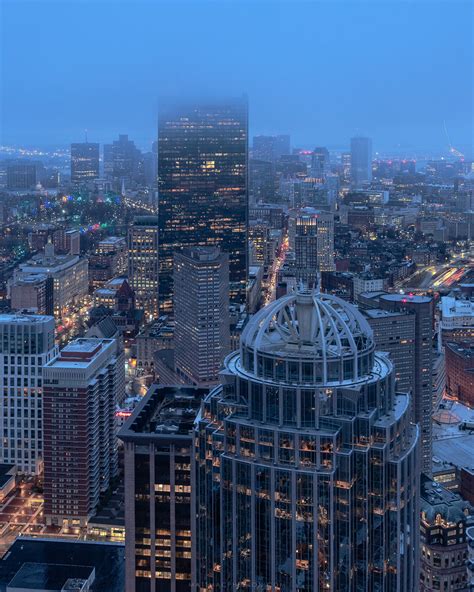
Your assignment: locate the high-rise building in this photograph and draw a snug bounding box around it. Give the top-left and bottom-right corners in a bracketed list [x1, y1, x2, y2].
[120, 385, 206, 592]
[89, 236, 127, 289]
[43, 338, 124, 526]
[158, 98, 248, 313]
[194, 289, 420, 591]
[249, 159, 275, 203]
[378, 293, 434, 474]
[361, 308, 416, 394]
[420, 475, 472, 592]
[341, 151, 351, 181]
[253, 134, 290, 162]
[174, 247, 230, 387]
[289, 207, 335, 283]
[52, 228, 81, 256]
[105, 134, 143, 189]
[128, 216, 159, 321]
[350, 136, 372, 187]
[310, 146, 330, 179]
[6, 163, 37, 190]
[70, 142, 100, 184]
[0, 314, 57, 474]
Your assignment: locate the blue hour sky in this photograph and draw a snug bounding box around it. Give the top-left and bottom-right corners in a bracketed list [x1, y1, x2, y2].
[1, 0, 472, 155]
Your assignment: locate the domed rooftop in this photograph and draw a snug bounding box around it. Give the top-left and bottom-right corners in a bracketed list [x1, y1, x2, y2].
[240, 289, 375, 383]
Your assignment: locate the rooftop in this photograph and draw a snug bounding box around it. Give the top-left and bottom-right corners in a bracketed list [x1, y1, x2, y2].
[381, 293, 432, 304]
[420, 474, 471, 524]
[44, 339, 114, 370]
[0, 538, 124, 592]
[0, 314, 53, 326]
[445, 341, 474, 360]
[7, 562, 93, 591]
[363, 308, 404, 319]
[241, 289, 374, 375]
[0, 464, 15, 489]
[119, 385, 206, 441]
[441, 296, 474, 319]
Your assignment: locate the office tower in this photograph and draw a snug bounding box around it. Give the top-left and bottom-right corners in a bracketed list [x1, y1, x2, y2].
[289, 207, 335, 284]
[361, 308, 416, 394]
[310, 146, 330, 178]
[128, 216, 159, 321]
[341, 151, 351, 181]
[158, 98, 248, 313]
[0, 314, 57, 473]
[378, 293, 434, 474]
[15, 240, 88, 318]
[253, 134, 290, 162]
[194, 289, 420, 591]
[249, 159, 275, 203]
[6, 163, 37, 190]
[174, 247, 230, 387]
[420, 475, 471, 592]
[249, 204, 285, 229]
[445, 341, 474, 407]
[89, 236, 127, 289]
[350, 136, 372, 186]
[103, 144, 114, 178]
[105, 134, 143, 189]
[43, 338, 124, 526]
[70, 142, 100, 184]
[52, 228, 81, 255]
[120, 385, 206, 592]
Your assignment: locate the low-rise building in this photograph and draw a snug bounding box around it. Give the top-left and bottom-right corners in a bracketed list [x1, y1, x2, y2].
[420, 475, 472, 592]
[445, 341, 474, 407]
[9, 273, 49, 314]
[14, 241, 88, 318]
[441, 297, 474, 345]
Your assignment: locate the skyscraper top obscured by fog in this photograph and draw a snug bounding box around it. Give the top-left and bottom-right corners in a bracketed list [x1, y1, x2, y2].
[158, 98, 248, 314]
[350, 136, 372, 187]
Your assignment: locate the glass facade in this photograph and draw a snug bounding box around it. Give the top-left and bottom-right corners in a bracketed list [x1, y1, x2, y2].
[157, 99, 248, 314]
[193, 290, 420, 591]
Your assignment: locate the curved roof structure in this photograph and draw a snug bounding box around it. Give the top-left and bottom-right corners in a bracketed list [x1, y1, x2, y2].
[241, 288, 374, 362]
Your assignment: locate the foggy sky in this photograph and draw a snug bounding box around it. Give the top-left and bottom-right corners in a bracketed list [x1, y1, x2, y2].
[1, 0, 473, 156]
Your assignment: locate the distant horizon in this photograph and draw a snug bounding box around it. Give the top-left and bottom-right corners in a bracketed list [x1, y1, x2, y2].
[2, 1, 472, 157]
[0, 137, 469, 161]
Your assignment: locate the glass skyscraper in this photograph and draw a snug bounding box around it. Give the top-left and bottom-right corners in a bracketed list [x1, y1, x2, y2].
[350, 136, 372, 187]
[193, 288, 420, 591]
[157, 98, 248, 314]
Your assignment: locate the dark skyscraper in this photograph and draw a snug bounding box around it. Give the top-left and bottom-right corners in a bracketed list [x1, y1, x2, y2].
[350, 136, 372, 187]
[104, 134, 144, 189]
[120, 385, 205, 592]
[194, 289, 420, 591]
[157, 98, 248, 313]
[310, 146, 330, 178]
[70, 142, 100, 184]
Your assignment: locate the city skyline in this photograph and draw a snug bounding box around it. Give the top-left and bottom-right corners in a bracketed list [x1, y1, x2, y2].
[2, 1, 472, 154]
[0, 1, 472, 590]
